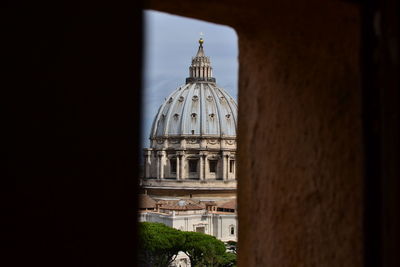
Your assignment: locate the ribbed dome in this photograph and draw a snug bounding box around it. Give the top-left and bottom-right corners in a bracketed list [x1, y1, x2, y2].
[150, 38, 238, 140]
[150, 82, 238, 139]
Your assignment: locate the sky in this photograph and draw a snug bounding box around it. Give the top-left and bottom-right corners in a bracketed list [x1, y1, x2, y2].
[142, 10, 238, 147]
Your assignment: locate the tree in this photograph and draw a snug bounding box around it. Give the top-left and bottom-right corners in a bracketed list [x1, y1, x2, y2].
[219, 252, 237, 267]
[219, 241, 237, 267]
[182, 231, 226, 267]
[138, 222, 185, 267]
[138, 222, 236, 267]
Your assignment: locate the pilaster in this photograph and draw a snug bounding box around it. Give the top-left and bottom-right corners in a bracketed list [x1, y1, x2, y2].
[199, 151, 207, 180]
[177, 151, 186, 180]
[144, 149, 152, 178]
[156, 152, 160, 180]
[222, 151, 230, 181]
[176, 154, 180, 180]
[157, 150, 166, 179]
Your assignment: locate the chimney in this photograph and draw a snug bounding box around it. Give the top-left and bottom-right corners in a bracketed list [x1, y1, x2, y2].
[156, 203, 162, 212]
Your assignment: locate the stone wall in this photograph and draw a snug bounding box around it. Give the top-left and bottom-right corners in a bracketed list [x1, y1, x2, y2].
[139, 211, 237, 242]
[236, 4, 363, 266]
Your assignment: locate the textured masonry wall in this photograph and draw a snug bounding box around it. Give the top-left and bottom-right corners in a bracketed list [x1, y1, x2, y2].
[235, 3, 363, 266]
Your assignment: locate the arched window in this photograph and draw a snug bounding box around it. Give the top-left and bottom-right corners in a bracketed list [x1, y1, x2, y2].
[230, 225, 235, 235]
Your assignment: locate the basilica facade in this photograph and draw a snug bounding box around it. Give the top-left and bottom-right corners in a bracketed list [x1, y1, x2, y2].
[142, 38, 238, 197]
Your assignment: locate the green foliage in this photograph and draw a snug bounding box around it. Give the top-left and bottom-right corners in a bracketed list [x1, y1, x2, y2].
[182, 231, 226, 267]
[219, 252, 237, 267]
[138, 222, 185, 267]
[138, 222, 237, 267]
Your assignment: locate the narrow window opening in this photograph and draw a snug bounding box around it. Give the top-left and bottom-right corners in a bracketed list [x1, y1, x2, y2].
[209, 160, 218, 173]
[170, 158, 177, 173]
[230, 160, 235, 173]
[230, 226, 235, 235]
[189, 159, 198, 173]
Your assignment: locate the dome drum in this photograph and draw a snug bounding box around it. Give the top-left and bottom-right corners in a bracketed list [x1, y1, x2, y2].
[142, 148, 236, 187]
[185, 77, 216, 84]
[150, 137, 236, 151]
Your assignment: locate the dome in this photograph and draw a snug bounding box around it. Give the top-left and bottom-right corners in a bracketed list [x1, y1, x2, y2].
[142, 38, 237, 194]
[150, 39, 238, 140]
[150, 83, 237, 139]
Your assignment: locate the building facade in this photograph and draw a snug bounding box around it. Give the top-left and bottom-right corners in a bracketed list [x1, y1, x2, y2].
[138, 198, 237, 242]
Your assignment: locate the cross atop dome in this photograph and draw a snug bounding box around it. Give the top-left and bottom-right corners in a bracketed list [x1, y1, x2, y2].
[198, 32, 204, 47]
[196, 38, 205, 57]
[186, 37, 215, 84]
[199, 31, 204, 41]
